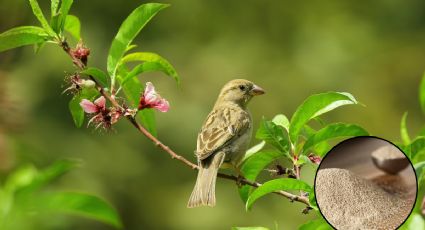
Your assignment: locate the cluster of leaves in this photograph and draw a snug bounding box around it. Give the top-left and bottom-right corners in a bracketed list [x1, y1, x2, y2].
[236, 92, 368, 228]
[0, 0, 181, 228]
[397, 73, 425, 229]
[0, 160, 121, 229]
[0, 0, 179, 135]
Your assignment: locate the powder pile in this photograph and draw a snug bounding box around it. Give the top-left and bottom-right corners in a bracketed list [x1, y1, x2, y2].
[371, 145, 405, 160]
[316, 168, 413, 230]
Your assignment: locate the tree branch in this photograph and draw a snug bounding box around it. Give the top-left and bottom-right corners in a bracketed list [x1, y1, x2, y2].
[60, 41, 311, 208]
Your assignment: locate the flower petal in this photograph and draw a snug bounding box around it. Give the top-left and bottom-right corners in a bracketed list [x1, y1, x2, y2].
[144, 82, 158, 103]
[154, 98, 170, 112]
[94, 96, 106, 109]
[80, 99, 98, 113]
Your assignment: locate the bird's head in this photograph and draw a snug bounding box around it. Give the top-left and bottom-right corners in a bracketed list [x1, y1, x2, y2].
[216, 79, 265, 107]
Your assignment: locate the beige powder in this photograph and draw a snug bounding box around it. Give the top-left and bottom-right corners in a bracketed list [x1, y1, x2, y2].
[316, 168, 413, 230]
[371, 145, 405, 160]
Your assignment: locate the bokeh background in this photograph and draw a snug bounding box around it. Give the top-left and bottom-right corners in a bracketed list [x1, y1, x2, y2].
[1, 0, 425, 229]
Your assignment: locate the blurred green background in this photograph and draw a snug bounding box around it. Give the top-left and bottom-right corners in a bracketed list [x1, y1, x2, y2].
[1, 0, 425, 229]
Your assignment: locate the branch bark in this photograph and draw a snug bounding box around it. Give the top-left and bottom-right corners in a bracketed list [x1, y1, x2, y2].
[61, 41, 311, 208]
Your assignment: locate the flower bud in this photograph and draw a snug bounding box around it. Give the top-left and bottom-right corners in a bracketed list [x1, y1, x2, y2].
[82, 79, 95, 89]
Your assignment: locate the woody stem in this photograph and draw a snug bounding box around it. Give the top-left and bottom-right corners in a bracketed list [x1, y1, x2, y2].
[60, 41, 311, 209]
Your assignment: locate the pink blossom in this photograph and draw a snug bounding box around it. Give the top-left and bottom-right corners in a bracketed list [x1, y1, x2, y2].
[79, 96, 121, 129]
[80, 96, 106, 113]
[138, 82, 169, 112]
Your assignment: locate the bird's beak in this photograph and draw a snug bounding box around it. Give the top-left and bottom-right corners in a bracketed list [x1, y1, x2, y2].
[250, 85, 265, 96]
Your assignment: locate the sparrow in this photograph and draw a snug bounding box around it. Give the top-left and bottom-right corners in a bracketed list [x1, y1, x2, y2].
[187, 79, 265, 208]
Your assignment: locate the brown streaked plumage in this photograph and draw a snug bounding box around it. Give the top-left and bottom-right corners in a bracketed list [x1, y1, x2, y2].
[187, 79, 265, 208]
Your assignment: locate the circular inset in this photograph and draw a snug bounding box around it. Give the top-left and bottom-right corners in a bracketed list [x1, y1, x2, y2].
[314, 136, 417, 230]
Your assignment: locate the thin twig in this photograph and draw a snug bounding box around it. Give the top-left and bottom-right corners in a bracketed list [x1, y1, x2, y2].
[60, 41, 311, 208]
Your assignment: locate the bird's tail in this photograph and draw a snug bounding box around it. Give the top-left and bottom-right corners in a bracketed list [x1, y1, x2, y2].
[187, 152, 225, 208]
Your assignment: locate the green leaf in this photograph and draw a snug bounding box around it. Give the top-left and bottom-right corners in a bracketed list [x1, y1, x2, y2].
[81, 67, 108, 87]
[308, 191, 318, 210]
[68, 89, 98, 127]
[51, 0, 60, 16]
[298, 217, 331, 230]
[399, 213, 425, 230]
[17, 160, 80, 195]
[64, 15, 80, 41]
[58, 0, 73, 32]
[33, 41, 46, 53]
[107, 3, 169, 79]
[295, 155, 310, 166]
[256, 118, 290, 155]
[0, 26, 48, 52]
[42, 192, 122, 228]
[243, 141, 266, 161]
[415, 161, 425, 181]
[272, 114, 290, 132]
[28, 0, 56, 36]
[409, 137, 425, 162]
[401, 112, 411, 145]
[239, 151, 282, 203]
[289, 92, 358, 143]
[303, 123, 368, 154]
[4, 165, 38, 193]
[420, 72, 425, 114]
[117, 66, 157, 136]
[246, 178, 312, 210]
[120, 52, 180, 85]
[69, 94, 85, 128]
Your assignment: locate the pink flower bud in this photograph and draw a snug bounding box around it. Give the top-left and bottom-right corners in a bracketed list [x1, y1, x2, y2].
[308, 154, 321, 164]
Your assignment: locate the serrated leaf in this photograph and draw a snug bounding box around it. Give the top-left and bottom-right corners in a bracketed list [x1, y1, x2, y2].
[28, 0, 56, 36]
[246, 178, 312, 210]
[401, 112, 411, 145]
[69, 94, 85, 127]
[107, 3, 169, 79]
[0, 26, 48, 52]
[81, 67, 108, 87]
[303, 123, 368, 154]
[272, 114, 290, 132]
[289, 92, 358, 144]
[298, 217, 331, 230]
[256, 118, 290, 155]
[41, 192, 122, 228]
[238, 151, 282, 203]
[64, 15, 80, 41]
[120, 52, 179, 85]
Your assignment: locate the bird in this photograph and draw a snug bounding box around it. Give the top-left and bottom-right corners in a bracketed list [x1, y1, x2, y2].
[187, 79, 265, 208]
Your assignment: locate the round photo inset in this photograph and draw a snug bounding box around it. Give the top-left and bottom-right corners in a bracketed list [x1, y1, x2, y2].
[314, 136, 417, 230]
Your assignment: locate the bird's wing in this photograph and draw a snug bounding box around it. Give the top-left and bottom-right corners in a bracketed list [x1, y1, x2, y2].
[196, 106, 250, 160]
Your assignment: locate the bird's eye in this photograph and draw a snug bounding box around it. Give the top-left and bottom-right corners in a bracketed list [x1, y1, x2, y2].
[239, 85, 246, 91]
